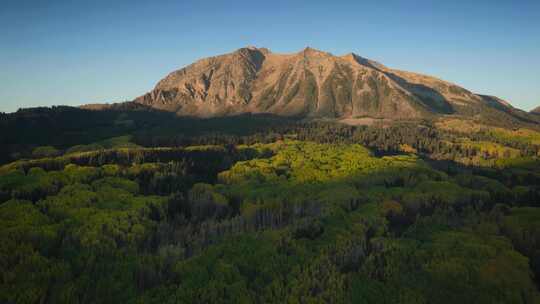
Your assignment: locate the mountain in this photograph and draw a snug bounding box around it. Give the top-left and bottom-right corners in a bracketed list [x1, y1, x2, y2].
[532, 106, 540, 114]
[130, 46, 529, 123]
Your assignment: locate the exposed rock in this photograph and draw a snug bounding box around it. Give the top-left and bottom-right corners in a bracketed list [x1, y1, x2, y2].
[132, 46, 517, 120]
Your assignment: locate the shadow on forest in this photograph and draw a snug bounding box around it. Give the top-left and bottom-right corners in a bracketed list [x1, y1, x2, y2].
[1, 129, 539, 300]
[0, 105, 295, 165]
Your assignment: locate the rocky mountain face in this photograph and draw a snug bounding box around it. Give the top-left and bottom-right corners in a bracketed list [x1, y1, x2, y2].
[532, 106, 540, 114]
[132, 47, 522, 121]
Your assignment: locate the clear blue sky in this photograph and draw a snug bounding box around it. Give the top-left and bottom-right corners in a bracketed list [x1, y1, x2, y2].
[1, 0, 539, 113]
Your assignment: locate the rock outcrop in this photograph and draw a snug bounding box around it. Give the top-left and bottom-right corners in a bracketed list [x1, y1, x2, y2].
[132, 46, 517, 120]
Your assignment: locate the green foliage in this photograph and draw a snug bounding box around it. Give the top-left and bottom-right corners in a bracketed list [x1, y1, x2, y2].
[0, 169, 63, 202]
[32, 145, 61, 158]
[0, 200, 65, 303]
[360, 229, 540, 304]
[1, 128, 539, 303]
[0, 168, 168, 302]
[500, 207, 540, 285]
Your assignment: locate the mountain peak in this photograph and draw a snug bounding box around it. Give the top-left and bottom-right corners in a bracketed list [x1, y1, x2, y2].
[300, 46, 331, 56]
[237, 46, 270, 53]
[133, 46, 527, 122]
[235, 46, 263, 54]
[340, 52, 360, 63]
[339, 53, 385, 70]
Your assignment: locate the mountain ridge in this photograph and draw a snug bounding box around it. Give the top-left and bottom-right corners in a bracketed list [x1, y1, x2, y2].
[85, 46, 538, 126]
[134, 46, 457, 118]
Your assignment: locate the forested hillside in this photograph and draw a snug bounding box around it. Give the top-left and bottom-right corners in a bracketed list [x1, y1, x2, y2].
[1, 106, 540, 303]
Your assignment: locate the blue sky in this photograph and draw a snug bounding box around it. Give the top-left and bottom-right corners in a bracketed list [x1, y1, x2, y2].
[1, 0, 539, 113]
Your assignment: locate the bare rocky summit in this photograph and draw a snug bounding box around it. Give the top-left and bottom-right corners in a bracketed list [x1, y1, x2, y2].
[131, 46, 520, 121]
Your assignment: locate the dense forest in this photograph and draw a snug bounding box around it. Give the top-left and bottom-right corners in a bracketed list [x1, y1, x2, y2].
[1, 106, 540, 303]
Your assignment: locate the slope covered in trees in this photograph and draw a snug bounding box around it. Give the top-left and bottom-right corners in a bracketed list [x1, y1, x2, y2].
[2, 105, 540, 302]
[1, 133, 540, 303]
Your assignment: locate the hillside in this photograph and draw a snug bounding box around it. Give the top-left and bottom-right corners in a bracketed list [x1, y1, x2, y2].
[2, 103, 540, 303]
[2, 130, 540, 303]
[130, 47, 535, 126]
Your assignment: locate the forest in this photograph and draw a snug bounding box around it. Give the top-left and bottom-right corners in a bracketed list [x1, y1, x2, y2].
[1, 106, 540, 303]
